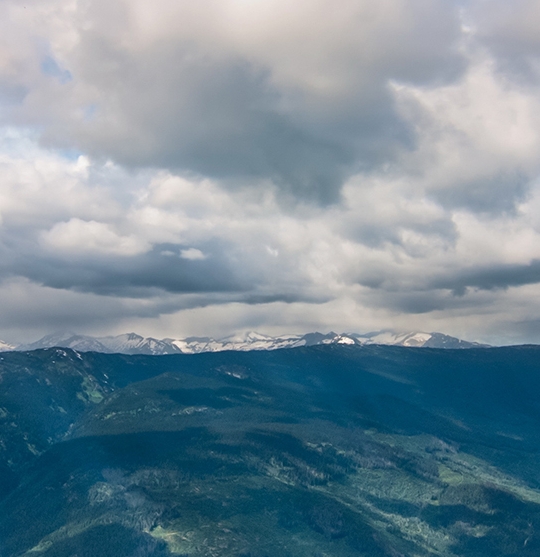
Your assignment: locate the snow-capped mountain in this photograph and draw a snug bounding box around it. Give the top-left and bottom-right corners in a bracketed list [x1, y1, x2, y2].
[171, 331, 307, 353]
[14, 330, 488, 355]
[96, 333, 182, 355]
[350, 331, 487, 349]
[17, 331, 182, 355]
[0, 340, 15, 352]
[17, 332, 108, 353]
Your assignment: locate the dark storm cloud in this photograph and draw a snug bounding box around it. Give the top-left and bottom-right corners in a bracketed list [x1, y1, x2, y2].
[68, 47, 351, 204]
[29, 0, 466, 204]
[0, 233, 318, 308]
[359, 258, 540, 315]
[75, 49, 355, 205]
[431, 259, 540, 295]
[355, 259, 540, 315]
[4, 243, 245, 297]
[242, 292, 329, 305]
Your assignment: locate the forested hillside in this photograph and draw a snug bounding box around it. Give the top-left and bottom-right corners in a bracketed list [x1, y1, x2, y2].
[1, 345, 539, 556]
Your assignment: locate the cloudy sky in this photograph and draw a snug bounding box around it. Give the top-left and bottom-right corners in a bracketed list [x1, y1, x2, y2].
[1, 0, 540, 344]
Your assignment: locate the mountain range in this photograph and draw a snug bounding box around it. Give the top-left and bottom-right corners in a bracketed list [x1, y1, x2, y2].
[1, 330, 489, 355]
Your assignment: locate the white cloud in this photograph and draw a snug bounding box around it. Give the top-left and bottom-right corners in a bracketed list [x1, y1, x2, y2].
[180, 248, 206, 260]
[392, 54, 540, 212]
[40, 218, 148, 256]
[0, 129, 120, 228]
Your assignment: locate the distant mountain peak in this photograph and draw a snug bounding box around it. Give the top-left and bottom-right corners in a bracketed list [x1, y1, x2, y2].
[18, 332, 109, 353]
[123, 332, 144, 340]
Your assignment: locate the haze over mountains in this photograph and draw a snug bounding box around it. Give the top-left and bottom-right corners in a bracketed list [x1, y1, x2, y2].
[0, 330, 489, 355]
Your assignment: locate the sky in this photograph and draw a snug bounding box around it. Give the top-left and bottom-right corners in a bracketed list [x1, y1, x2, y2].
[1, 0, 540, 345]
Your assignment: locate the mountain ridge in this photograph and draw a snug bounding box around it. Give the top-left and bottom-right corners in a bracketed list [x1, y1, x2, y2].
[4, 330, 489, 355]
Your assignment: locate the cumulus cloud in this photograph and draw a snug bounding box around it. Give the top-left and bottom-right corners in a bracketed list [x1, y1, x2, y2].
[392, 56, 540, 213]
[180, 248, 206, 261]
[41, 218, 148, 256]
[0, 0, 466, 203]
[1, 1, 540, 344]
[431, 259, 540, 295]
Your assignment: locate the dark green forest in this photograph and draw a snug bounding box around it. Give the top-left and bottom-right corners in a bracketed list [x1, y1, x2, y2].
[1, 344, 540, 556]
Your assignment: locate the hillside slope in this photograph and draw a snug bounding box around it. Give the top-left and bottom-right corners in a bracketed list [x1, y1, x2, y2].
[0, 345, 539, 556]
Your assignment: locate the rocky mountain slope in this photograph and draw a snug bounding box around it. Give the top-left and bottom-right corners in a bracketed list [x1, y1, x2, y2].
[0, 344, 539, 556]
